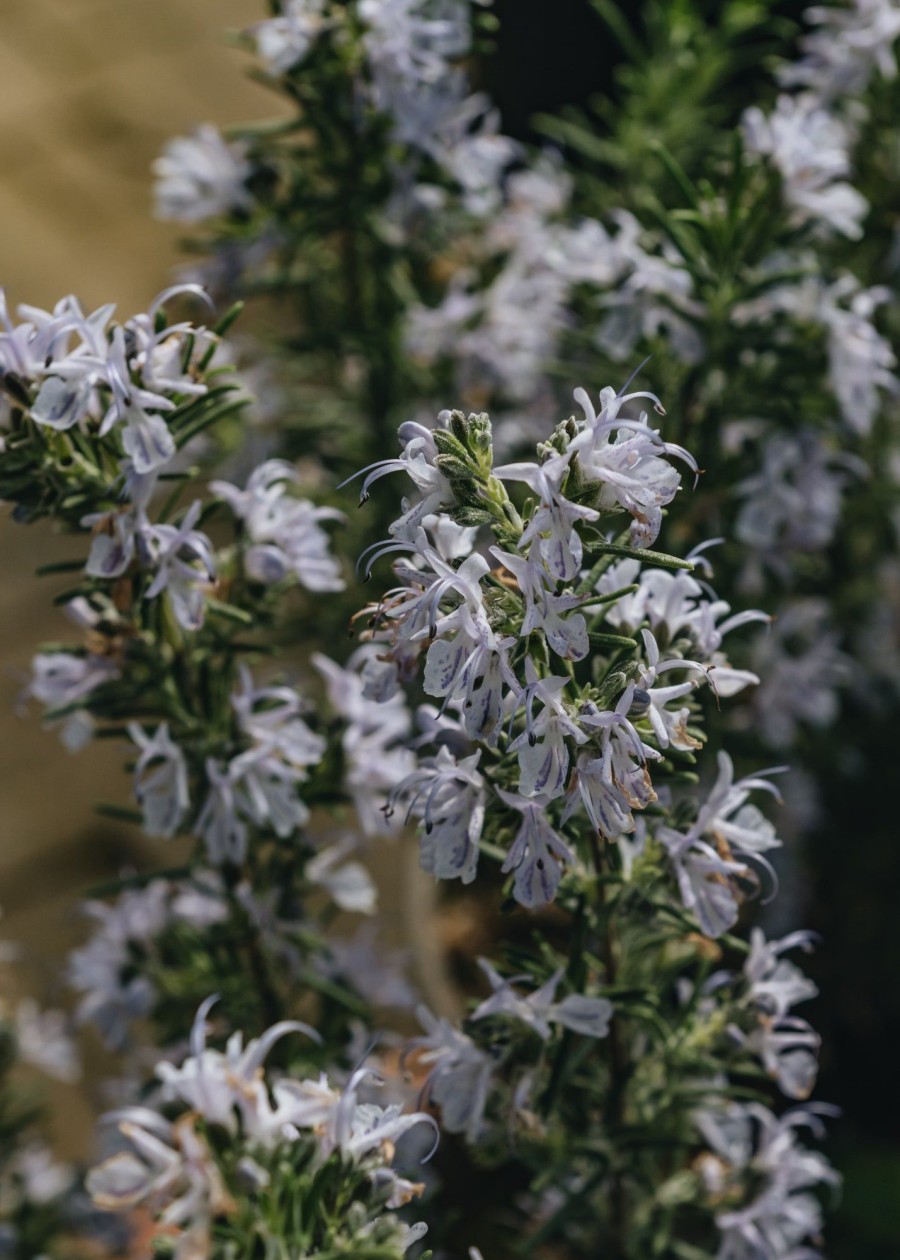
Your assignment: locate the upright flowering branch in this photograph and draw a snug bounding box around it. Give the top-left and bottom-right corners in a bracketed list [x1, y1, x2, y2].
[0, 285, 440, 1254]
[86, 1001, 434, 1260]
[0, 289, 354, 1025]
[155, 0, 515, 470]
[346, 383, 836, 1257]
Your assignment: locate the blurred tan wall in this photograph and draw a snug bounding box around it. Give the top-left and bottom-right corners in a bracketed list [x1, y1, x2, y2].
[0, 0, 272, 309]
[0, 0, 273, 1148]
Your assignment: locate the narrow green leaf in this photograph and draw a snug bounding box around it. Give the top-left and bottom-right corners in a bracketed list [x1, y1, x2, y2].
[206, 598, 255, 626]
[589, 632, 640, 650]
[34, 559, 85, 576]
[584, 539, 694, 571]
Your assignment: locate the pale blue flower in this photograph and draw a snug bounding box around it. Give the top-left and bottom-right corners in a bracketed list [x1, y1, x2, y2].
[491, 543, 589, 661]
[472, 960, 612, 1040]
[413, 1006, 494, 1142]
[494, 451, 598, 582]
[143, 500, 216, 631]
[128, 722, 190, 838]
[495, 788, 574, 908]
[389, 746, 485, 883]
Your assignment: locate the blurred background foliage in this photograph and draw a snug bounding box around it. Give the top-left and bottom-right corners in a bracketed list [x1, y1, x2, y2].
[0, 1, 898, 1255]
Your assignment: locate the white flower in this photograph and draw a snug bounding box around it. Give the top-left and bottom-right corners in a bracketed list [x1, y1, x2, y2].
[307, 843, 378, 914]
[68, 883, 171, 1049]
[552, 210, 632, 286]
[170, 874, 230, 930]
[472, 960, 612, 1040]
[656, 752, 784, 937]
[364, 529, 491, 640]
[743, 1016, 821, 1100]
[423, 605, 515, 747]
[735, 431, 862, 560]
[677, 847, 749, 938]
[194, 759, 249, 865]
[313, 648, 416, 836]
[742, 94, 868, 238]
[743, 927, 818, 1019]
[97, 327, 180, 474]
[594, 217, 705, 364]
[820, 278, 898, 434]
[29, 373, 95, 431]
[633, 628, 707, 750]
[695, 752, 784, 858]
[744, 273, 898, 434]
[341, 420, 452, 541]
[413, 1006, 494, 1141]
[411, 264, 569, 405]
[734, 928, 821, 1100]
[153, 124, 253, 223]
[751, 599, 850, 747]
[126, 286, 217, 401]
[155, 996, 319, 1141]
[232, 667, 326, 771]
[88, 1110, 234, 1260]
[360, 0, 470, 88]
[782, 0, 900, 100]
[437, 105, 520, 217]
[13, 1000, 80, 1083]
[423, 511, 478, 561]
[26, 650, 120, 751]
[596, 556, 766, 698]
[205, 670, 327, 852]
[83, 504, 147, 579]
[232, 745, 312, 838]
[288, 1063, 437, 1163]
[91, 999, 434, 1254]
[250, 0, 330, 75]
[128, 723, 190, 838]
[491, 543, 589, 661]
[741, 273, 897, 435]
[8, 1144, 74, 1207]
[570, 384, 696, 548]
[494, 451, 599, 582]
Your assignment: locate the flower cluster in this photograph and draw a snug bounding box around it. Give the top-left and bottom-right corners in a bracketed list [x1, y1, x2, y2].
[1, 284, 218, 479]
[338, 384, 837, 1255]
[0, 285, 247, 640]
[406, 174, 703, 433]
[695, 1102, 838, 1259]
[212, 460, 345, 591]
[155, 0, 515, 238]
[352, 387, 720, 914]
[194, 667, 327, 864]
[87, 1000, 432, 1260]
[742, 94, 867, 239]
[782, 0, 900, 101]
